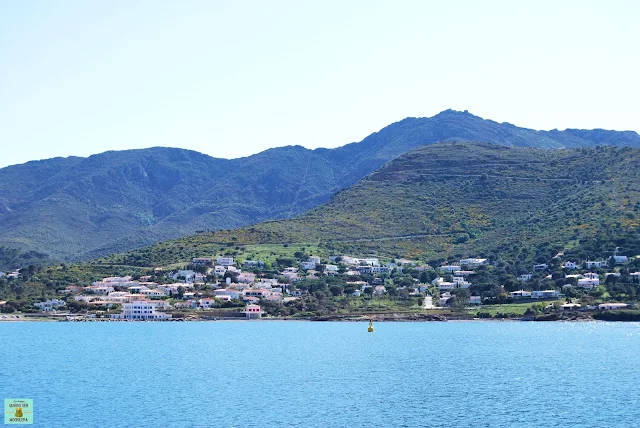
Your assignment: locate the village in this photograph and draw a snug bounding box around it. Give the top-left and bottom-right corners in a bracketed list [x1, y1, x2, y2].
[2, 250, 639, 321]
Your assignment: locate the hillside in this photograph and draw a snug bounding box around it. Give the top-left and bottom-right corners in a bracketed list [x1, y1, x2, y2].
[101, 142, 640, 269]
[2, 110, 640, 268]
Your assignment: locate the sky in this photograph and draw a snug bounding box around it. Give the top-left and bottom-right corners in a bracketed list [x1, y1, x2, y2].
[1, 0, 639, 168]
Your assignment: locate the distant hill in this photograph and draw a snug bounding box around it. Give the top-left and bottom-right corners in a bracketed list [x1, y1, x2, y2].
[102, 142, 640, 268]
[1, 110, 640, 269]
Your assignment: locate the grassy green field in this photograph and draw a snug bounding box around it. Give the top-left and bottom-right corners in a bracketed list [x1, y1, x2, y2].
[466, 300, 565, 316]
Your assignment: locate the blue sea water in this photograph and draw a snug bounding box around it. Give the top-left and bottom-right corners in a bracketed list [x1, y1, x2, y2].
[1, 321, 639, 427]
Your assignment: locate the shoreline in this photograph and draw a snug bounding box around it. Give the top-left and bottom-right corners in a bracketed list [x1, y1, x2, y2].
[0, 313, 629, 323]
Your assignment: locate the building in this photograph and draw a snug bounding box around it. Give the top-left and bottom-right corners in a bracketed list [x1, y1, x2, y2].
[237, 273, 256, 284]
[213, 289, 241, 300]
[585, 261, 607, 269]
[244, 304, 262, 319]
[560, 303, 581, 312]
[533, 264, 548, 272]
[300, 261, 316, 270]
[110, 301, 171, 320]
[35, 299, 66, 311]
[438, 265, 461, 273]
[614, 256, 629, 265]
[577, 278, 599, 289]
[439, 292, 452, 306]
[324, 265, 339, 273]
[199, 298, 216, 309]
[243, 289, 269, 299]
[518, 274, 533, 282]
[459, 258, 487, 267]
[531, 290, 560, 299]
[598, 303, 629, 310]
[140, 289, 165, 298]
[509, 290, 532, 299]
[192, 257, 212, 266]
[216, 257, 234, 266]
[175, 300, 197, 309]
[563, 262, 579, 270]
[469, 296, 482, 305]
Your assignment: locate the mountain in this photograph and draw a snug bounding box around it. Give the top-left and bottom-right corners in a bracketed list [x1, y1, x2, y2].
[102, 142, 640, 269]
[1, 110, 640, 269]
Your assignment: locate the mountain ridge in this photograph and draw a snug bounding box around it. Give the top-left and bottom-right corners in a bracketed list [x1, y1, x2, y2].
[2, 110, 640, 269]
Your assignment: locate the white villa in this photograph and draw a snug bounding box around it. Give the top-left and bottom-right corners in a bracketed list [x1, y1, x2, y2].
[459, 258, 487, 267]
[216, 256, 234, 266]
[110, 301, 171, 320]
[35, 299, 66, 311]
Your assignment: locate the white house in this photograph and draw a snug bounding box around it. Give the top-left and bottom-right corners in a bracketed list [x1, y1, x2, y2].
[35, 299, 66, 311]
[598, 303, 628, 310]
[140, 289, 165, 298]
[127, 284, 150, 294]
[560, 303, 581, 312]
[563, 262, 579, 270]
[459, 258, 487, 267]
[614, 256, 629, 265]
[199, 298, 216, 309]
[192, 257, 212, 265]
[244, 304, 262, 319]
[300, 261, 316, 270]
[237, 273, 256, 284]
[531, 290, 560, 299]
[452, 276, 471, 289]
[438, 265, 461, 273]
[85, 285, 115, 295]
[174, 270, 196, 283]
[585, 261, 607, 269]
[110, 301, 171, 320]
[631, 272, 640, 283]
[533, 264, 548, 272]
[213, 289, 241, 300]
[518, 274, 533, 282]
[439, 292, 452, 306]
[509, 290, 532, 299]
[216, 256, 234, 266]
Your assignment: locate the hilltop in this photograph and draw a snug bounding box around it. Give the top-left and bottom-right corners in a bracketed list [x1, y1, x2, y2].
[100, 142, 640, 271]
[1, 110, 640, 268]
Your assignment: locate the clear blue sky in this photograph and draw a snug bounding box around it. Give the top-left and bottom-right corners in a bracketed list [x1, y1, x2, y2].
[1, 0, 639, 168]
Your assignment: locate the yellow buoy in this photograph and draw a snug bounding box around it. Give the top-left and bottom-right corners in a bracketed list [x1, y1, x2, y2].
[368, 320, 374, 333]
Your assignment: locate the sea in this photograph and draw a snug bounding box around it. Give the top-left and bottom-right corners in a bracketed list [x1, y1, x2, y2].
[1, 321, 639, 427]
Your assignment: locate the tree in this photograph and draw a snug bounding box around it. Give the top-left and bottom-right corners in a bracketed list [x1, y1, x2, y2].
[363, 287, 374, 298]
[329, 285, 344, 297]
[177, 286, 185, 299]
[450, 289, 470, 310]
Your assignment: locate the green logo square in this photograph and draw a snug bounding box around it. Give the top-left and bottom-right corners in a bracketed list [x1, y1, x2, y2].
[4, 399, 33, 425]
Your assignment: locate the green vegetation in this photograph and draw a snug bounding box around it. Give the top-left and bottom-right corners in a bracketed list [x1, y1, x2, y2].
[2, 110, 640, 269]
[97, 142, 640, 275]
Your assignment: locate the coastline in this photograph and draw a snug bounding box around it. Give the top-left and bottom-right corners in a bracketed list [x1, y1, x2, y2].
[0, 312, 626, 323]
